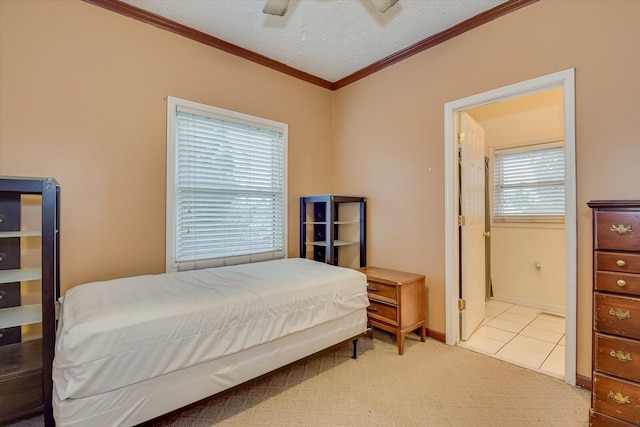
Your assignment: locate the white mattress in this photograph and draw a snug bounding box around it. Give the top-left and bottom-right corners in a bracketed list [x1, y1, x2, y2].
[53, 258, 368, 400]
[54, 310, 367, 427]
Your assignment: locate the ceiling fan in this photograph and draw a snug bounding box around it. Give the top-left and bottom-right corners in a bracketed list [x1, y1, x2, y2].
[263, 0, 399, 16]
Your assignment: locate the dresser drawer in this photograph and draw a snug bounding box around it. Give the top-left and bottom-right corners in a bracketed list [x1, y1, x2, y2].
[596, 272, 640, 296]
[597, 252, 640, 274]
[595, 333, 640, 382]
[593, 372, 640, 425]
[590, 409, 638, 427]
[596, 211, 640, 251]
[367, 299, 397, 326]
[595, 293, 640, 339]
[366, 281, 397, 304]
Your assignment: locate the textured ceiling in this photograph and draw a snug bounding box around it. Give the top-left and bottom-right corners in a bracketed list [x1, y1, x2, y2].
[121, 0, 506, 82]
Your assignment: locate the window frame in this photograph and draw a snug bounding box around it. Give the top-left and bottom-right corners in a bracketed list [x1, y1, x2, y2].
[166, 96, 288, 272]
[490, 139, 565, 224]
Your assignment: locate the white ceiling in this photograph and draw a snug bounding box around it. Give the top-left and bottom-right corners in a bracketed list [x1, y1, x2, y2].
[121, 0, 506, 83]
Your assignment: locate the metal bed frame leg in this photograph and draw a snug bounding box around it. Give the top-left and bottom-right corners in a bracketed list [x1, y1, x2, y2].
[351, 339, 358, 359]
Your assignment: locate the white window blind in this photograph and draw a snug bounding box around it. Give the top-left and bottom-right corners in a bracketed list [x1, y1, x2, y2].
[167, 98, 287, 271]
[493, 143, 565, 222]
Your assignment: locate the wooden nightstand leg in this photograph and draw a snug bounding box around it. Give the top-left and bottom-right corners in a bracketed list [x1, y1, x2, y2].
[420, 323, 426, 342]
[397, 331, 405, 355]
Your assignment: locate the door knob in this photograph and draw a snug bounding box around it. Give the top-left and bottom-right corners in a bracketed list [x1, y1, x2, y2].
[483, 231, 491, 238]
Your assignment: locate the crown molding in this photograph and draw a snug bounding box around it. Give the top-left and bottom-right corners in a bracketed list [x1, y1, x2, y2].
[83, 0, 538, 91]
[333, 0, 539, 89]
[82, 0, 335, 90]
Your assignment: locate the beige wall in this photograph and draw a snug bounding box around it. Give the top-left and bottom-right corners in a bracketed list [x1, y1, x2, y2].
[2, 0, 640, 381]
[0, 0, 334, 288]
[468, 88, 564, 152]
[332, 0, 640, 378]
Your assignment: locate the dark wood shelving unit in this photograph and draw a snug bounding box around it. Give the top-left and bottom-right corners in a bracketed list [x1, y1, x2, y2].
[0, 177, 60, 426]
[299, 195, 366, 268]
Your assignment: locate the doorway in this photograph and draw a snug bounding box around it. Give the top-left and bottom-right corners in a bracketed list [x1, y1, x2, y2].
[443, 69, 577, 386]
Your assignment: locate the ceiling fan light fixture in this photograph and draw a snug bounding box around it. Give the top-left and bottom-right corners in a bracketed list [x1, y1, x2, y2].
[370, 0, 399, 14]
[262, 0, 291, 16]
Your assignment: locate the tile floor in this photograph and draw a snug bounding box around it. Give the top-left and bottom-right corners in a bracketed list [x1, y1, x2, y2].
[459, 299, 566, 379]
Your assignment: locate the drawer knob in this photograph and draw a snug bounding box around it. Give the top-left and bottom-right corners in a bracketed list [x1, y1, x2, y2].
[366, 286, 379, 292]
[609, 308, 632, 320]
[0, 252, 4, 262]
[0, 290, 5, 300]
[617, 259, 627, 267]
[611, 224, 633, 235]
[610, 349, 633, 362]
[617, 279, 628, 287]
[607, 391, 632, 405]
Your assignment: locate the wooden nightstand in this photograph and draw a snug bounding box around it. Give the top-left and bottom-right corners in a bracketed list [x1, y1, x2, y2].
[359, 266, 426, 355]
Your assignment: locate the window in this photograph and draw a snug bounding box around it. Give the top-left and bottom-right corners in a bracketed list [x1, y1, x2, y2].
[492, 141, 565, 222]
[166, 97, 287, 272]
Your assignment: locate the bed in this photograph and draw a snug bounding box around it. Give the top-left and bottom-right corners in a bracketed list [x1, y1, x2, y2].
[52, 258, 369, 426]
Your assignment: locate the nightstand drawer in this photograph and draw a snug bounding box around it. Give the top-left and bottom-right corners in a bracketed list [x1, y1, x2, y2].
[595, 293, 640, 340]
[595, 333, 640, 382]
[367, 299, 397, 325]
[593, 372, 640, 425]
[597, 252, 640, 274]
[366, 281, 397, 303]
[596, 211, 640, 251]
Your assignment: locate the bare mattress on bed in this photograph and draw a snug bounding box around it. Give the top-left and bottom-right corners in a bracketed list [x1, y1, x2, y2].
[53, 258, 369, 404]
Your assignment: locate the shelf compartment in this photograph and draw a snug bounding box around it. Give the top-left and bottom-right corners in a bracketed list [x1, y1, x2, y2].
[0, 339, 43, 423]
[0, 304, 43, 329]
[305, 240, 360, 247]
[0, 231, 42, 239]
[0, 268, 41, 284]
[303, 221, 359, 225]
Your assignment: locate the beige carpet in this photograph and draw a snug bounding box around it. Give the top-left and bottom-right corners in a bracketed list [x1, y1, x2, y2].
[151, 332, 589, 427]
[9, 332, 590, 427]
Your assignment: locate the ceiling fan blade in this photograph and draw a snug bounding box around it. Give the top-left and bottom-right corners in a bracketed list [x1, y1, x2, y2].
[370, 0, 399, 13]
[262, 0, 291, 16]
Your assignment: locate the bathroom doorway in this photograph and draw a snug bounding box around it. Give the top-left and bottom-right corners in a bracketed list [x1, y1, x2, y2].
[443, 69, 577, 386]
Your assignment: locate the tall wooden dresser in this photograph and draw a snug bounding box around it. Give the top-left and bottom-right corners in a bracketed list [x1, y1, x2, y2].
[588, 200, 640, 426]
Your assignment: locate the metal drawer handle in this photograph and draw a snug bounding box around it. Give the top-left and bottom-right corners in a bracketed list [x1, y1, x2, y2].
[366, 286, 379, 292]
[367, 306, 377, 312]
[617, 279, 628, 287]
[617, 259, 627, 267]
[0, 329, 4, 339]
[0, 252, 5, 262]
[608, 391, 631, 405]
[0, 290, 5, 300]
[611, 224, 633, 235]
[609, 308, 632, 320]
[610, 349, 633, 362]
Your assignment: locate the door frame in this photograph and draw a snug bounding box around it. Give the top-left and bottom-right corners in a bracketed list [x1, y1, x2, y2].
[443, 68, 577, 386]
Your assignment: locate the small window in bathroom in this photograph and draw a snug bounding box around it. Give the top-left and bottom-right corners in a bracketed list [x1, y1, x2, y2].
[492, 141, 565, 223]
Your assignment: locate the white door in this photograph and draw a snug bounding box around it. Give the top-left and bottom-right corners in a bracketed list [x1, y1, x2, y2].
[460, 112, 486, 341]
